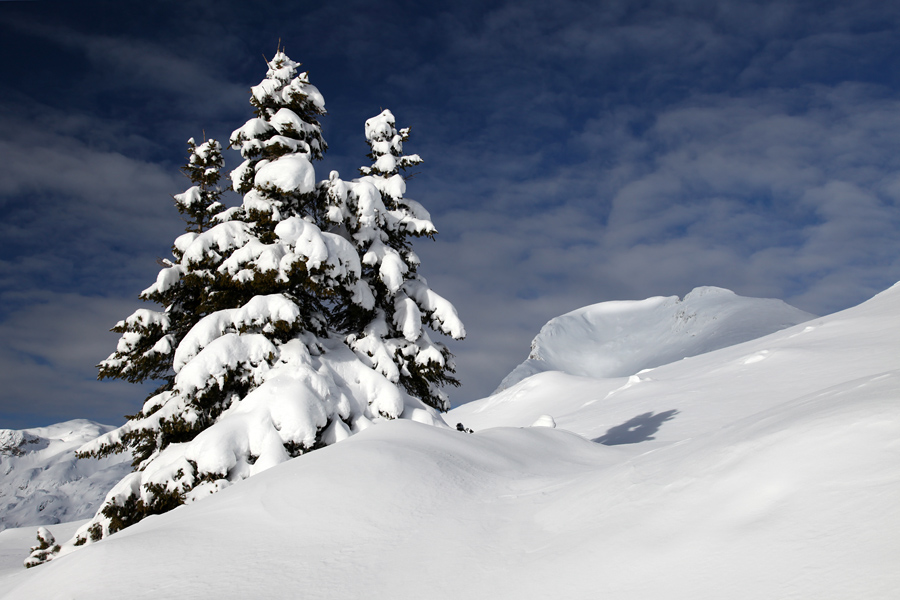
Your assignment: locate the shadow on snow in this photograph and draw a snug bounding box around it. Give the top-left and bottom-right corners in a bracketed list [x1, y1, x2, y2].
[592, 409, 679, 445]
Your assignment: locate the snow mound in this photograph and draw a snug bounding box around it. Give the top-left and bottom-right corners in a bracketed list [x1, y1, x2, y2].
[0, 421, 131, 532]
[495, 286, 814, 392]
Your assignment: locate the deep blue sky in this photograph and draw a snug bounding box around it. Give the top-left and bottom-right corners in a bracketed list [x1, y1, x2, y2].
[2, 0, 900, 429]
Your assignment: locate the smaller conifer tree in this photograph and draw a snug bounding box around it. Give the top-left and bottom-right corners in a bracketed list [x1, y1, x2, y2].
[326, 110, 465, 411]
[95, 137, 229, 465]
[175, 137, 225, 232]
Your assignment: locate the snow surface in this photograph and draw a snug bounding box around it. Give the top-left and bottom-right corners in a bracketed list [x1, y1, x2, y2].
[2, 284, 898, 598]
[496, 285, 815, 392]
[0, 421, 131, 532]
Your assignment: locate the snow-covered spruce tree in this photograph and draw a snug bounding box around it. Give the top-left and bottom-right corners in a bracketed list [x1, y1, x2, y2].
[324, 110, 465, 411]
[37, 51, 462, 562]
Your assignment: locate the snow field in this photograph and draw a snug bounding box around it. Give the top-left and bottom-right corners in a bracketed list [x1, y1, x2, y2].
[2, 283, 897, 598]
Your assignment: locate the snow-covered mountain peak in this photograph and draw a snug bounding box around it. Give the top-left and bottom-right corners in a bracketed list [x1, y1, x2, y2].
[0, 420, 132, 532]
[496, 286, 815, 393]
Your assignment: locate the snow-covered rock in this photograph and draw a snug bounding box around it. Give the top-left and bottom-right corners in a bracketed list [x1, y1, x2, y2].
[0, 421, 131, 532]
[495, 286, 814, 392]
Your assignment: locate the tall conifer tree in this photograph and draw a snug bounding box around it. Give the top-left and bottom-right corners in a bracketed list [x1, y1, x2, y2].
[75, 50, 362, 545]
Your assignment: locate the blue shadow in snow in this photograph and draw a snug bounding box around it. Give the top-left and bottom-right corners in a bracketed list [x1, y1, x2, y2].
[592, 409, 679, 445]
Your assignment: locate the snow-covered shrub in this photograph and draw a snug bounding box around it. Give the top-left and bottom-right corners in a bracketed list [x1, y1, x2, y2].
[28, 50, 464, 566]
[24, 527, 59, 568]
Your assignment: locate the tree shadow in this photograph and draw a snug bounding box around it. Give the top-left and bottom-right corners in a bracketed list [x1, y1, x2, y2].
[593, 409, 679, 445]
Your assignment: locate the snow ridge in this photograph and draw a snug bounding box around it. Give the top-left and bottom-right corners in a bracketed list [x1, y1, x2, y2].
[495, 286, 815, 393]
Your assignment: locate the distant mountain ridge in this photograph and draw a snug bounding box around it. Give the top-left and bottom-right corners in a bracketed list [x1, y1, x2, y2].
[0, 420, 131, 531]
[494, 286, 815, 393]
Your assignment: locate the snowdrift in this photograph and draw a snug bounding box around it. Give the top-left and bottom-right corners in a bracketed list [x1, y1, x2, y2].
[495, 285, 815, 392]
[2, 284, 898, 599]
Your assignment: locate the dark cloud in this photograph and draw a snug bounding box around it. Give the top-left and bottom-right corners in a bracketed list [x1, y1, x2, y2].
[0, 293, 153, 429]
[0, 105, 187, 306]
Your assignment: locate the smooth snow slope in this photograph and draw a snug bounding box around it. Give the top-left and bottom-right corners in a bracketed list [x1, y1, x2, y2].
[0, 421, 131, 531]
[2, 284, 898, 600]
[495, 286, 815, 392]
